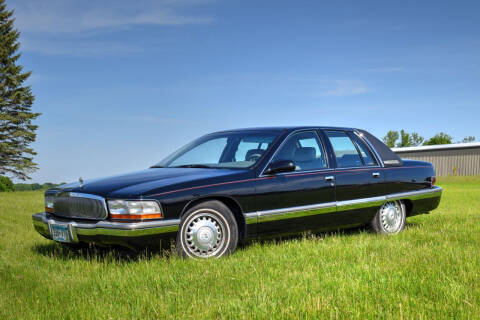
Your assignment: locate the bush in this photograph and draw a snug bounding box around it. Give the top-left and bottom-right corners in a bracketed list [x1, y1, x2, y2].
[13, 183, 32, 191]
[0, 176, 14, 192]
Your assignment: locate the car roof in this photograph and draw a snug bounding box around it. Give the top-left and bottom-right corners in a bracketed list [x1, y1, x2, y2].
[214, 126, 357, 134]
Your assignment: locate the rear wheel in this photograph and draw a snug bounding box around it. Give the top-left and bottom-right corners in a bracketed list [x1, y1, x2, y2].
[177, 200, 238, 258]
[371, 200, 406, 234]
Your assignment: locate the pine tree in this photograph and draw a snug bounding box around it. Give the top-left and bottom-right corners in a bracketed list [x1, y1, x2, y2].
[0, 0, 40, 180]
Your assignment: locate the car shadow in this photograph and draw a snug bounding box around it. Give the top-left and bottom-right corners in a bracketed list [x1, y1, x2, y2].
[32, 242, 173, 262]
[238, 224, 370, 249]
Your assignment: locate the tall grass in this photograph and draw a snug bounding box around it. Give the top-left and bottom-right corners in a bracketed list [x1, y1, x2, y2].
[0, 178, 479, 319]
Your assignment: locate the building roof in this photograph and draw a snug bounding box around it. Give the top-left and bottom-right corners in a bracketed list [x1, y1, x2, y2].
[393, 142, 480, 153]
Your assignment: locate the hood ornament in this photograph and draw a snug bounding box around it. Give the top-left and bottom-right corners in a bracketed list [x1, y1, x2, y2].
[79, 177, 84, 188]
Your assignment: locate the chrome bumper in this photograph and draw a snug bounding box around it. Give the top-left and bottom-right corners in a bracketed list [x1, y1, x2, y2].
[32, 212, 180, 243]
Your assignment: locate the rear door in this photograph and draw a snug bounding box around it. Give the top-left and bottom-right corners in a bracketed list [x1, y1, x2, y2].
[323, 130, 386, 224]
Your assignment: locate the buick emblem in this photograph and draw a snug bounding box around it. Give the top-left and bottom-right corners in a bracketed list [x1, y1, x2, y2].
[79, 177, 84, 188]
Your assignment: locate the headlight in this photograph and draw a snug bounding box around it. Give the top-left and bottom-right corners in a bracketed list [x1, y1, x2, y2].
[45, 196, 54, 213]
[107, 200, 163, 220]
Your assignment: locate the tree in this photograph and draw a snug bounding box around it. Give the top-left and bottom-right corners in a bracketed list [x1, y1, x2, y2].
[383, 130, 399, 148]
[461, 136, 475, 143]
[423, 132, 452, 145]
[396, 129, 413, 147]
[13, 182, 31, 191]
[0, 175, 13, 191]
[0, 0, 40, 180]
[411, 132, 424, 146]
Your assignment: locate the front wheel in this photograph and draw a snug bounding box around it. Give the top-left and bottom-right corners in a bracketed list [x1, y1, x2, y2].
[177, 200, 238, 258]
[371, 200, 406, 234]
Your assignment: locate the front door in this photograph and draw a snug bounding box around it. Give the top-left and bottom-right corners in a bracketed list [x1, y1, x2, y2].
[254, 130, 336, 237]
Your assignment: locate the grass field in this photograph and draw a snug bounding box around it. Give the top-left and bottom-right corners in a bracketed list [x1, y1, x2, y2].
[1, 177, 479, 319]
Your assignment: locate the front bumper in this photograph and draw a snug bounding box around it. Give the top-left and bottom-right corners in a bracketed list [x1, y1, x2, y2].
[32, 212, 180, 246]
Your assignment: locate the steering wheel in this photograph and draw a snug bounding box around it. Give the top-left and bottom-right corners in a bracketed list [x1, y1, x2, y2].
[246, 153, 262, 162]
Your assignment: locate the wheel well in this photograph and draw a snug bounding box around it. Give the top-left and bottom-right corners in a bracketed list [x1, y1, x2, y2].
[401, 199, 414, 216]
[181, 196, 246, 240]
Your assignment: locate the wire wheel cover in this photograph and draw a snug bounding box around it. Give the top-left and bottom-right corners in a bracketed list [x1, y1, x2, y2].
[183, 211, 227, 258]
[379, 201, 403, 233]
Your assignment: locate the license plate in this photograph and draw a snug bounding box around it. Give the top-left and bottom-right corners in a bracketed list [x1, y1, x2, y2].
[49, 223, 71, 243]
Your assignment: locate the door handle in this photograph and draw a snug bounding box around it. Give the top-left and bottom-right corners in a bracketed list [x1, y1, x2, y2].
[372, 172, 380, 178]
[325, 176, 335, 182]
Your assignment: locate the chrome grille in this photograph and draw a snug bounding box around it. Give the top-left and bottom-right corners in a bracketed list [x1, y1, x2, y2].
[49, 192, 108, 220]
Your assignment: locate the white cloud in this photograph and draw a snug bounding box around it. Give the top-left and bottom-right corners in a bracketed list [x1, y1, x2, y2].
[10, 0, 213, 34]
[318, 80, 370, 97]
[8, 0, 213, 56]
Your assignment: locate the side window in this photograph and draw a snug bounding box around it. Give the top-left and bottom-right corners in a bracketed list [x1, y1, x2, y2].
[351, 134, 377, 166]
[325, 131, 363, 168]
[271, 131, 327, 171]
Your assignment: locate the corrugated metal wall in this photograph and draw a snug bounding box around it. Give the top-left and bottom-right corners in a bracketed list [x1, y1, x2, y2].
[395, 147, 480, 176]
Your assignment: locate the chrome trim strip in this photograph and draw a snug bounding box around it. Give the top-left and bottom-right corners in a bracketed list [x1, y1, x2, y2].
[244, 202, 337, 224]
[68, 192, 105, 201]
[273, 168, 334, 177]
[258, 202, 337, 223]
[336, 196, 386, 207]
[335, 165, 381, 171]
[337, 196, 386, 211]
[259, 201, 336, 217]
[387, 186, 442, 201]
[32, 213, 179, 242]
[244, 212, 258, 225]
[243, 187, 442, 224]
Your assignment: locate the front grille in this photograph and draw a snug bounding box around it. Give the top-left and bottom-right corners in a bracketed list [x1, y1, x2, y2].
[49, 192, 108, 220]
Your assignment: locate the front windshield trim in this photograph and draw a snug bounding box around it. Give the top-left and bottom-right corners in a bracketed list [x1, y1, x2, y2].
[154, 131, 283, 170]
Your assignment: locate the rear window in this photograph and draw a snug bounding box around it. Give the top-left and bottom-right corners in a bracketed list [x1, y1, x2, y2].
[358, 129, 403, 167]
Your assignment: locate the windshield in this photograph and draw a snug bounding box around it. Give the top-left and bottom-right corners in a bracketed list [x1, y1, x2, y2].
[155, 131, 280, 169]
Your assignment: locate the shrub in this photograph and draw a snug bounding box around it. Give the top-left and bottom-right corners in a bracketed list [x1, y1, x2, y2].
[0, 176, 14, 192]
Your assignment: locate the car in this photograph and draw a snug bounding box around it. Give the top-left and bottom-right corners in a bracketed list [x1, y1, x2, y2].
[32, 126, 442, 258]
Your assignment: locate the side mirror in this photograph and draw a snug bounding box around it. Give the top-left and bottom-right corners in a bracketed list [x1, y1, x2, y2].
[264, 160, 296, 175]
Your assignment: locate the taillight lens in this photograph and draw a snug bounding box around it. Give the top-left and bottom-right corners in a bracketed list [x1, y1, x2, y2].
[431, 176, 436, 187]
[107, 200, 163, 221]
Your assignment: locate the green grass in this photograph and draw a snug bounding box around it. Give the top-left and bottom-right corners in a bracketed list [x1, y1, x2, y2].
[1, 176, 479, 319]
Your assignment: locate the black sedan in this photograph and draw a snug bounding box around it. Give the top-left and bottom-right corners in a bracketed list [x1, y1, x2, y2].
[33, 127, 442, 258]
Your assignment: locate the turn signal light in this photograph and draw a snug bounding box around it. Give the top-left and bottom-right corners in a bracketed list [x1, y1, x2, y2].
[109, 213, 163, 220]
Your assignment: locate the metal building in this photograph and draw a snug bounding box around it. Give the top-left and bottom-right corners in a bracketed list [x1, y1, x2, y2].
[392, 142, 480, 176]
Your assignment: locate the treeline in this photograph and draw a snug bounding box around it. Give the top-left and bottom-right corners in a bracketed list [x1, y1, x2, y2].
[383, 130, 476, 148]
[0, 176, 64, 192]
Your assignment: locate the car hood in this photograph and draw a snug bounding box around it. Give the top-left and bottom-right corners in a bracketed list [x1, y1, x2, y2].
[57, 168, 249, 198]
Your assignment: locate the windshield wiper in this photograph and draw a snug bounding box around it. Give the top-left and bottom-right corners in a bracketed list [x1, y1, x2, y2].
[173, 164, 213, 168]
[150, 165, 164, 168]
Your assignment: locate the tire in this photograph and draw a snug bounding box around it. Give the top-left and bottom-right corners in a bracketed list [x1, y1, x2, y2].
[176, 200, 238, 258]
[371, 200, 406, 234]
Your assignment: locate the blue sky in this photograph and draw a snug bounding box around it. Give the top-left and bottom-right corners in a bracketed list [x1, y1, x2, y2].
[7, 0, 480, 183]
